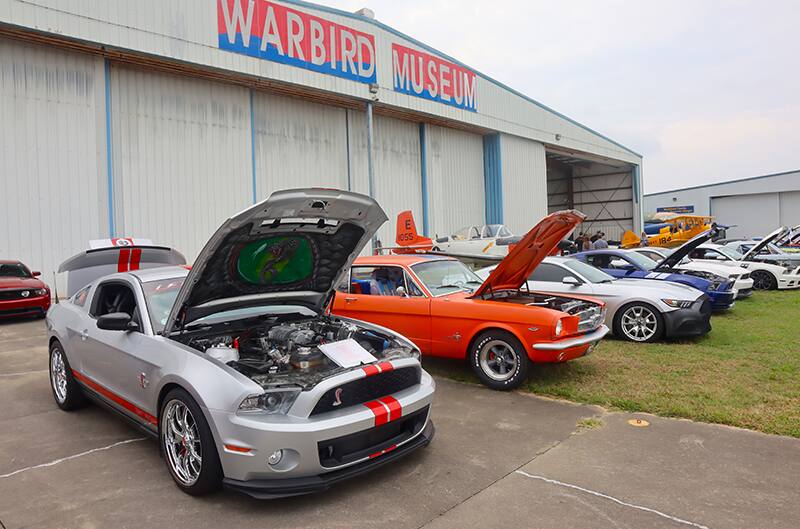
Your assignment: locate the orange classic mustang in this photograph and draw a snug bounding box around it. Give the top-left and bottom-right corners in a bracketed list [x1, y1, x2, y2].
[333, 210, 609, 390]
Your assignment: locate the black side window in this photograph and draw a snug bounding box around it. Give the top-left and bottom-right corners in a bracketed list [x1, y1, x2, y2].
[90, 282, 140, 325]
[529, 263, 572, 282]
[586, 255, 610, 269]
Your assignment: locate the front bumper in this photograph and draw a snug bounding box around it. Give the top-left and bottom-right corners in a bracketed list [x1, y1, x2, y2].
[531, 325, 609, 362]
[733, 278, 754, 298]
[662, 297, 711, 338]
[777, 269, 800, 289]
[0, 295, 50, 318]
[207, 368, 435, 488]
[707, 289, 736, 310]
[223, 421, 435, 499]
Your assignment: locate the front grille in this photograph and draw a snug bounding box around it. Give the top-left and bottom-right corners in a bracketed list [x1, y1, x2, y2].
[0, 289, 30, 301]
[318, 405, 429, 467]
[310, 366, 420, 416]
[576, 305, 605, 332]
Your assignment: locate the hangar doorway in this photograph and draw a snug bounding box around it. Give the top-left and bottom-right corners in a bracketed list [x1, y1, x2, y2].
[546, 149, 639, 243]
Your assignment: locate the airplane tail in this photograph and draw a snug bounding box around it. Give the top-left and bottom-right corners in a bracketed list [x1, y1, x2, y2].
[395, 210, 433, 252]
[620, 230, 641, 249]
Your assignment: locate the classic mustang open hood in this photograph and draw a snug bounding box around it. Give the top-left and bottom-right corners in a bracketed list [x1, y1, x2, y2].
[162, 189, 387, 334]
[742, 226, 788, 261]
[471, 210, 585, 298]
[653, 227, 718, 271]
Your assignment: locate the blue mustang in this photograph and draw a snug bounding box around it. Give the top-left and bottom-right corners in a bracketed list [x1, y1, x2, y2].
[573, 247, 736, 311]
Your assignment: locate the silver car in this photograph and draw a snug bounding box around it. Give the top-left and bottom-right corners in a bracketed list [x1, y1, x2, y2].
[46, 189, 435, 498]
[477, 257, 711, 342]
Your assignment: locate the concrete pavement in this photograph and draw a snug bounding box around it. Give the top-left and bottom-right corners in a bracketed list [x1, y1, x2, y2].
[1, 318, 798, 528]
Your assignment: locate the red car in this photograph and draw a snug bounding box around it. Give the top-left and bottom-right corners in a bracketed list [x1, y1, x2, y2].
[333, 210, 608, 390]
[0, 260, 51, 319]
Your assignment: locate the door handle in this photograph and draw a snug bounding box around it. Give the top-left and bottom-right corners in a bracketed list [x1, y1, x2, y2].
[344, 297, 357, 303]
[80, 329, 89, 341]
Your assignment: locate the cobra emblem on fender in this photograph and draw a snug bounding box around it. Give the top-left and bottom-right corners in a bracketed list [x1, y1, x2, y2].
[332, 387, 343, 407]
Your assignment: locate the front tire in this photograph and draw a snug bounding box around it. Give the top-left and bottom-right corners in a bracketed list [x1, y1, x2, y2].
[751, 270, 777, 290]
[469, 330, 530, 390]
[49, 341, 86, 410]
[160, 388, 222, 496]
[613, 303, 664, 342]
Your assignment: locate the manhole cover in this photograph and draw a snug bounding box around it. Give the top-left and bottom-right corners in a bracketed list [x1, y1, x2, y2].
[627, 418, 650, 427]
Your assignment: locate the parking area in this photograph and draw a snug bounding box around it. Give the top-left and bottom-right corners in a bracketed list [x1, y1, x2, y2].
[1, 318, 799, 529]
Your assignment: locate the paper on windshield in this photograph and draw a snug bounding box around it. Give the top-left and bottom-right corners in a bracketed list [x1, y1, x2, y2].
[318, 339, 378, 368]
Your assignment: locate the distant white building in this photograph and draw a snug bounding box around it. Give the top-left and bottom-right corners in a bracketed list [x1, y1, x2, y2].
[644, 170, 800, 238]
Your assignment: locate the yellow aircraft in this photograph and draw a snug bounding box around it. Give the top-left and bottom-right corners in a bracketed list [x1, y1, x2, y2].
[621, 215, 714, 248]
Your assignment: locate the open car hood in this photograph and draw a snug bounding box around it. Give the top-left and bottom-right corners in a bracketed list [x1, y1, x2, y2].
[162, 189, 386, 334]
[742, 226, 788, 260]
[654, 227, 718, 271]
[471, 210, 585, 298]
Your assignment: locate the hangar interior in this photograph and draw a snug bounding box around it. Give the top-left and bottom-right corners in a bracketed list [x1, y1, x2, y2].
[546, 150, 638, 242]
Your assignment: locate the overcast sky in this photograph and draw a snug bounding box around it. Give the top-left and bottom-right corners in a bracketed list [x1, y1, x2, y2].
[325, 0, 798, 194]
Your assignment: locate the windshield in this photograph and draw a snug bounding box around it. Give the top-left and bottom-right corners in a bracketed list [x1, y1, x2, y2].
[142, 277, 315, 333]
[412, 260, 483, 296]
[626, 251, 658, 270]
[561, 259, 615, 283]
[484, 225, 512, 238]
[0, 263, 31, 278]
[716, 246, 743, 260]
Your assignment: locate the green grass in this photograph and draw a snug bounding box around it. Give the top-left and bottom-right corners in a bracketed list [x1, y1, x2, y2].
[423, 290, 800, 437]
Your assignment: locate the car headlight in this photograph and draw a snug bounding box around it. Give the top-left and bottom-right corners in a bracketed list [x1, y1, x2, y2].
[554, 319, 563, 337]
[34, 288, 48, 296]
[728, 274, 738, 280]
[238, 387, 301, 415]
[662, 299, 693, 308]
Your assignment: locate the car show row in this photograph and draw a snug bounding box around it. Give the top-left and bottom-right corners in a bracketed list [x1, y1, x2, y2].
[1, 188, 796, 499]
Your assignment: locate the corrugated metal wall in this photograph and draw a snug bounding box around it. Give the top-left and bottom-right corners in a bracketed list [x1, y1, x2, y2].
[426, 124, 484, 238]
[0, 37, 106, 292]
[253, 92, 349, 199]
[501, 134, 547, 234]
[109, 65, 252, 261]
[571, 165, 634, 241]
[348, 112, 423, 247]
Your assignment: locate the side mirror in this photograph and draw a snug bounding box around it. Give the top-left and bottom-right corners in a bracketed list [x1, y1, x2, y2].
[97, 312, 137, 331]
[562, 276, 581, 286]
[32, 271, 41, 277]
[395, 286, 407, 297]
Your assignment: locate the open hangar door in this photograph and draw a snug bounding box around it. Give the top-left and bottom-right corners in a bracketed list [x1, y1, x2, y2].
[546, 150, 637, 243]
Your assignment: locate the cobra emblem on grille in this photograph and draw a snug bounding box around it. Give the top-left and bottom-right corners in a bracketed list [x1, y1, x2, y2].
[332, 387, 343, 407]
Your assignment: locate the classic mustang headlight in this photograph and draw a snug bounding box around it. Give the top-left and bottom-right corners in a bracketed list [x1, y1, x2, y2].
[554, 319, 563, 337]
[662, 299, 693, 308]
[238, 387, 301, 415]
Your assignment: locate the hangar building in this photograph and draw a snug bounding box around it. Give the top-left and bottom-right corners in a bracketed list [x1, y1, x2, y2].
[643, 170, 800, 239]
[0, 0, 643, 292]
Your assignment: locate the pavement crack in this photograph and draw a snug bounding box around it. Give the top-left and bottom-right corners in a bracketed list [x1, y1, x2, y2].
[515, 470, 710, 529]
[414, 432, 573, 529]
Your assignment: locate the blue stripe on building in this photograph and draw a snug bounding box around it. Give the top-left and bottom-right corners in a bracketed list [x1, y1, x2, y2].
[483, 133, 503, 224]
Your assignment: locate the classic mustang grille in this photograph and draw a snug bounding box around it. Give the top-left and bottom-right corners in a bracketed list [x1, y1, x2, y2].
[318, 405, 429, 467]
[310, 366, 420, 416]
[576, 305, 605, 332]
[0, 289, 28, 301]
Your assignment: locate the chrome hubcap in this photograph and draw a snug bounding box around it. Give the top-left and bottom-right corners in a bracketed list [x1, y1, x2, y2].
[479, 340, 518, 381]
[621, 306, 658, 341]
[50, 348, 68, 403]
[163, 400, 202, 486]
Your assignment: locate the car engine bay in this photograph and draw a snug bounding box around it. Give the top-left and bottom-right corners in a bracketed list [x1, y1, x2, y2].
[173, 315, 417, 389]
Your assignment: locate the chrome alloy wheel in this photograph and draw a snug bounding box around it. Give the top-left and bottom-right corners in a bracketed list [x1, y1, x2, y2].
[478, 340, 519, 381]
[163, 400, 202, 486]
[50, 348, 68, 403]
[621, 306, 658, 342]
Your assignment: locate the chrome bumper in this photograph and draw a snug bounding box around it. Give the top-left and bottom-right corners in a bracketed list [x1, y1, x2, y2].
[532, 325, 609, 351]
